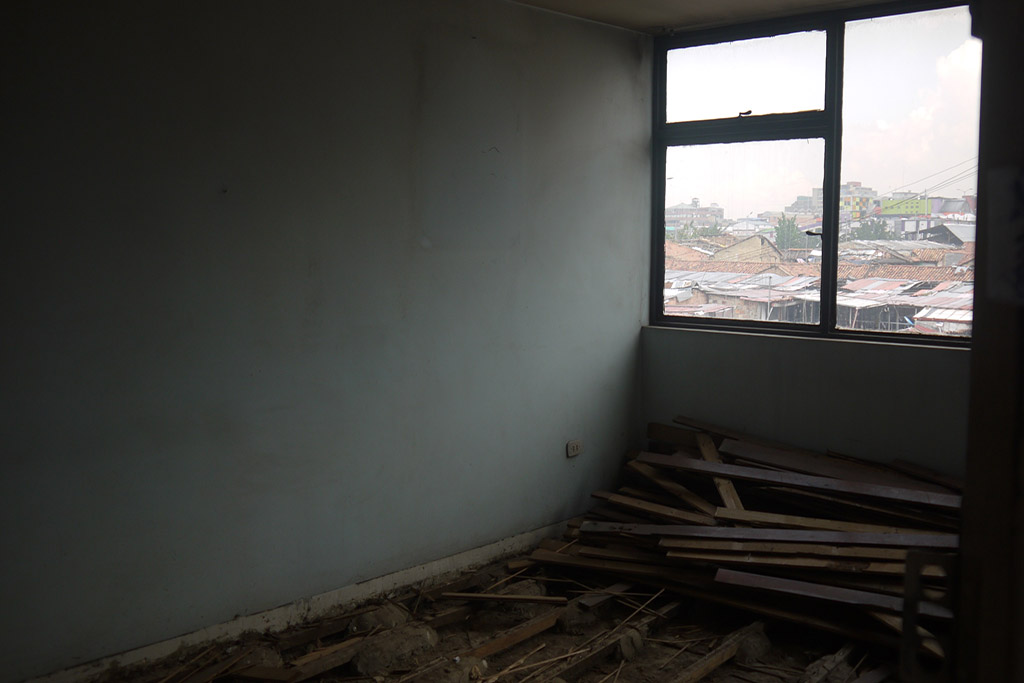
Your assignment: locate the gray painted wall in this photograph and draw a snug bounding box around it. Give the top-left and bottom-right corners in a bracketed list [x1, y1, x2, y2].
[0, 1, 651, 679]
[642, 326, 970, 475]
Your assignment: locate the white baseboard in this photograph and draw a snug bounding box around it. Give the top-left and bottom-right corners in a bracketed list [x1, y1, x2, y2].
[28, 521, 566, 683]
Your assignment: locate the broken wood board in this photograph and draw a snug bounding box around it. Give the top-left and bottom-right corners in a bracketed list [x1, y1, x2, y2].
[755, 486, 960, 530]
[578, 521, 959, 548]
[591, 490, 716, 526]
[463, 608, 564, 659]
[714, 568, 953, 619]
[658, 538, 908, 560]
[718, 439, 950, 493]
[637, 453, 962, 510]
[665, 550, 926, 577]
[625, 460, 717, 515]
[287, 637, 364, 682]
[712, 507, 931, 535]
[696, 433, 745, 510]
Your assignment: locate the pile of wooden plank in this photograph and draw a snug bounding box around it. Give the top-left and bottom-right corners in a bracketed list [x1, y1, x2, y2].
[529, 416, 962, 663]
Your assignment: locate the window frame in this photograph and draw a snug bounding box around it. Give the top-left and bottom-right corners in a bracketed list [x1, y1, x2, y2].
[649, 0, 974, 347]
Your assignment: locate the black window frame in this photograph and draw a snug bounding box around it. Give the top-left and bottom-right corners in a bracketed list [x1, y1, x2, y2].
[650, 0, 974, 348]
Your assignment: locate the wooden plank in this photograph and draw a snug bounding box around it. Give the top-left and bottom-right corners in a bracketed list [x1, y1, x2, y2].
[714, 568, 953, 619]
[637, 452, 962, 510]
[528, 548, 689, 582]
[626, 460, 717, 515]
[713, 507, 927, 534]
[288, 637, 364, 682]
[666, 550, 928, 576]
[758, 486, 960, 530]
[618, 485, 688, 509]
[591, 491, 716, 526]
[439, 592, 567, 605]
[658, 538, 908, 561]
[674, 622, 764, 682]
[720, 439, 950, 493]
[577, 545, 671, 565]
[658, 579, 902, 649]
[464, 608, 564, 659]
[696, 433, 745, 510]
[579, 521, 959, 548]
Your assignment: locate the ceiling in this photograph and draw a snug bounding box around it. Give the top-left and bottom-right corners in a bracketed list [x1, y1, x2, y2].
[513, 0, 890, 33]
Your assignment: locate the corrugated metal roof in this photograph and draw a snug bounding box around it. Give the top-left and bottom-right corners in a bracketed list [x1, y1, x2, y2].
[915, 307, 973, 322]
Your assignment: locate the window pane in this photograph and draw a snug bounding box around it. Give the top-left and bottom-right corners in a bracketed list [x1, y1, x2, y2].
[664, 139, 824, 324]
[838, 7, 979, 337]
[666, 31, 826, 123]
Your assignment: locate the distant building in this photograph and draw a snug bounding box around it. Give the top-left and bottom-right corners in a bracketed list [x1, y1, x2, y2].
[665, 198, 725, 229]
[711, 235, 783, 263]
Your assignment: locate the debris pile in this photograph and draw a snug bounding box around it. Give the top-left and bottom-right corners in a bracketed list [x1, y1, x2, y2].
[529, 416, 961, 677]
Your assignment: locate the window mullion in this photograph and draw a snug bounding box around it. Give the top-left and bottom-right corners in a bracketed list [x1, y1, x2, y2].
[820, 20, 845, 335]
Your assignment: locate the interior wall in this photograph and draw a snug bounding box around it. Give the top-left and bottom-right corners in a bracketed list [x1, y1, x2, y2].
[0, 1, 651, 679]
[641, 326, 970, 474]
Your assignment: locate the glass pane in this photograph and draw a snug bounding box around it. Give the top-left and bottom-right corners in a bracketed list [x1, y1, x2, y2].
[838, 7, 979, 337]
[667, 31, 826, 123]
[664, 139, 824, 324]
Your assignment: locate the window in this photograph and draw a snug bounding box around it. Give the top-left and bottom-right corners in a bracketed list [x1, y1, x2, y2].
[652, 1, 980, 341]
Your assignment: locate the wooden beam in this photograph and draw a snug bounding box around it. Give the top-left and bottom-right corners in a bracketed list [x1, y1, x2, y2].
[625, 460, 717, 516]
[666, 550, 931, 576]
[714, 569, 952, 619]
[637, 452, 962, 510]
[696, 433, 744, 510]
[713, 507, 927, 534]
[591, 491, 716, 526]
[719, 438, 948, 493]
[658, 538, 908, 561]
[464, 608, 564, 659]
[578, 521, 959, 548]
[288, 638, 364, 682]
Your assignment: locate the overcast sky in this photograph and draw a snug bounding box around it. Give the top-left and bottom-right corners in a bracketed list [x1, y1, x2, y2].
[664, 6, 981, 220]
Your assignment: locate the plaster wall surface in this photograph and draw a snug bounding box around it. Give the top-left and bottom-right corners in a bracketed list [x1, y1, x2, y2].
[0, 1, 651, 679]
[641, 326, 970, 475]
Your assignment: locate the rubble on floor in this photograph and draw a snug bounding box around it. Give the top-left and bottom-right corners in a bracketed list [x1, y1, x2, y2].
[92, 417, 959, 682]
